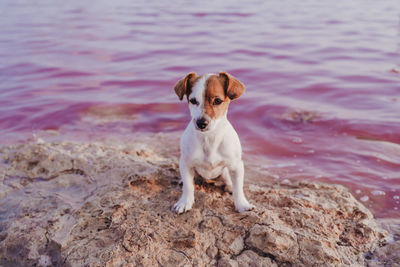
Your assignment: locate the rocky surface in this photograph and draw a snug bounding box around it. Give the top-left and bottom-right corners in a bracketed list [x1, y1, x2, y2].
[366, 218, 400, 267]
[0, 136, 391, 266]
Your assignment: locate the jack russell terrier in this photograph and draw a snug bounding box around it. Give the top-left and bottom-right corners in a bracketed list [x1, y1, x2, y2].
[173, 72, 254, 213]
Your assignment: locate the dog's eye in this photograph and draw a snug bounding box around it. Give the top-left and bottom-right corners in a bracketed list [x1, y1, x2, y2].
[213, 98, 223, 105]
[189, 98, 199, 105]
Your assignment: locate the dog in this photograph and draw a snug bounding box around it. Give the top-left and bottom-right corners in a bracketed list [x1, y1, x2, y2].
[173, 72, 254, 213]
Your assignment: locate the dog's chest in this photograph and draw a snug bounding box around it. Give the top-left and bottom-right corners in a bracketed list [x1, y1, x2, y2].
[191, 136, 227, 179]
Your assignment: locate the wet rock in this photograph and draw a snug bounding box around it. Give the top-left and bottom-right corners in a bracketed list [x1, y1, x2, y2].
[366, 218, 400, 267]
[0, 139, 391, 266]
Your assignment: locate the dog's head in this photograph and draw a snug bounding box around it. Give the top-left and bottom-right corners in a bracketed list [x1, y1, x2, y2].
[174, 72, 245, 132]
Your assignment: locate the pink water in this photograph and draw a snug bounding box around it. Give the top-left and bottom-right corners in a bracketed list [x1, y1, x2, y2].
[1, 0, 399, 218]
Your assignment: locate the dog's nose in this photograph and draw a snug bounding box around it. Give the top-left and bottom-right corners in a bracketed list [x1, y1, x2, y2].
[196, 118, 208, 130]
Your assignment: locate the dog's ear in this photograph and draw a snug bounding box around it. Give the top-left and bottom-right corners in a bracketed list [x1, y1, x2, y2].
[174, 72, 197, 101]
[219, 72, 245, 100]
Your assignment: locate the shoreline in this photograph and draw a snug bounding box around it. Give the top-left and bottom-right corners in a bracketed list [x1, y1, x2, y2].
[0, 135, 398, 266]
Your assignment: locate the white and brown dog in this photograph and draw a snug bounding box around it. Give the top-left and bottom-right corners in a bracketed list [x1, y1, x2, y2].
[173, 72, 254, 213]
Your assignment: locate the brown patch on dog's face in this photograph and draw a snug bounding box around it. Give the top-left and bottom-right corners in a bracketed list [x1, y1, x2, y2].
[203, 75, 231, 119]
[175, 72, 245, 131]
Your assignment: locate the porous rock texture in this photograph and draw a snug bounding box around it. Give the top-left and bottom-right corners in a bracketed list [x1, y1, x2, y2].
[0, 136, 389, 266]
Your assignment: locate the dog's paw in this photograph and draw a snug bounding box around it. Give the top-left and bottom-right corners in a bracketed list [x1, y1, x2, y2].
[173, 197, 194, 214]
[235, 201, 255, 213]
[224, 183, 233, 193]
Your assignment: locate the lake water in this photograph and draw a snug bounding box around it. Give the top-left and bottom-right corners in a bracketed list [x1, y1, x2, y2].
[1, 0, 399, 218]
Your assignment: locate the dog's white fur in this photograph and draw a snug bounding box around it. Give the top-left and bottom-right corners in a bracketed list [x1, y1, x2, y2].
[173, 72, 254, 213]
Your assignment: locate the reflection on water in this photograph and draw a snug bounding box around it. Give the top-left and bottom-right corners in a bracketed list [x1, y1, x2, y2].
[0, 0, 399, 217]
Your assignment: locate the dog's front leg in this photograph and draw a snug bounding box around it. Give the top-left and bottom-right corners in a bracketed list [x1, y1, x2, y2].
[173, 158, 195, 213]
[229, 161, 255, 212]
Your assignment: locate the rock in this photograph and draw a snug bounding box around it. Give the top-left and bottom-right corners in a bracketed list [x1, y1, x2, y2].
[366, 218, 400, 267]
[217, 257, 238, 267]
[246, 224, 298, 263]
[297, 235, 340, 266]
[228, 236, 244, 256]
[206, 245, 218, 259]
[0, 138, 391, 266]
[157, 249, 191, 267]
[236, 250, 277, 267]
